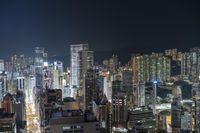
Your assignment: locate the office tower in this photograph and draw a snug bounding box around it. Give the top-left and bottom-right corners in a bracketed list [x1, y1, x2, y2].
[63, 68, 71, 98]
[112, 75, 123, 97]
[70, 44, 88, 97]
[53, 69, 59, 89]
[83, 69, 97, 111]
[103, 76, 112, 102]
[0, 72, 7, 102]
[171, 96, 182, 133]
[112, 92, 127, 125]
[109, 55, 118, 73]
[53, 61, 64, 90]
[137, 82, 145, 107]
[122, 69, 133, 91]
[11, 54, 18, 71]
[34, 47, 45, 88]
[13, 91, 26, 131]
[0, 59, 4, 72]
[25, 75, 35, 103]
[16, 76, 25, 91]
[78, 49, 94, 96]
[93, 95, 110, 132]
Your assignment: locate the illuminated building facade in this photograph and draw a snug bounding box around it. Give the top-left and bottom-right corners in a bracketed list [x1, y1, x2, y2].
[112, 92, 127, 125]
[78, 49, 94, 96]
[112, 75, 123, 97]
[171, 96, 182, 133]
[16, 76, 25, 91]
[132, 54, 171, 83]
[83, 69, 97, 111]
[181, 48, 200, 82]
[137, 82, 145, 107]
[70, 44, 88, 97]
[34, 47, 45, 88]
[192, 83, 200, 133]
[0, 59, 4, 72]
[0, 72, 7, 102]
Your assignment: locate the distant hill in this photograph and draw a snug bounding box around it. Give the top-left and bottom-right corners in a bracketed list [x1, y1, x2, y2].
[47, 50, 133, 68]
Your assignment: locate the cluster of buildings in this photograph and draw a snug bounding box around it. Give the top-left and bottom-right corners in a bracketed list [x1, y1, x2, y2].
[0, 46, 200, 133]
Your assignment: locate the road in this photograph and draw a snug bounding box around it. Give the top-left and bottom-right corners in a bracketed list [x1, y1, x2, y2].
[25, 88, 41, 133]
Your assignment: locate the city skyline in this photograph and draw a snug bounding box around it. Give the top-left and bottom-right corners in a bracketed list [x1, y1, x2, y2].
[1, 1, 200, 133]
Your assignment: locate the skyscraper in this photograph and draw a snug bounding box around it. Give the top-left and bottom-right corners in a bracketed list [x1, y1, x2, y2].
[70, 44, 88, 97]
[137, 82, 145, 107]
[171, 96, 182, 133]
[0, 59, 4, 72]
[83, 69, 96, 111]
[34, 47, 45, 88]
[78, 49, 94, 96]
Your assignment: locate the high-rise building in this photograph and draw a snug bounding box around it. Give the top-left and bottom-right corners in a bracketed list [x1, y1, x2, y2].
[132, 54, 171, 83]
[16, 76, 25, 91]
[112, 75, 123, 97]
[109, 55, 118, 73]
[181, 48, 200, 82]
[34, 47, 45, 88]
[83, 69, 97, 111]
[0, 72, 7, 102]
[92, 95, 110, 132]
[137, 82, 145, 107]
[78, 49, 94, 96]
[122, 69, 133, 91]
[0, 59, 4, 72]
[112, 92, 127, 125]
[171, 96, 182, 133]
[192, 83, 200, 133]
[70, 44, 88, 97]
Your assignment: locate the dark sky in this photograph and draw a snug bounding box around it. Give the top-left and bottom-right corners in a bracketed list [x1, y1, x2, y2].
[0, 0, 200, 59]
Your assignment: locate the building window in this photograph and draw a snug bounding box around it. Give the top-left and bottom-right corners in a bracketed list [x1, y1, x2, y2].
[74, 125, 83, 129]
[74, 129, 84, 132]
[63, 125, 72, 130]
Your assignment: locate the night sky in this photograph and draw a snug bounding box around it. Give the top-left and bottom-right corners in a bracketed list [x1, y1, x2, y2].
[0, 0, 200, 62]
